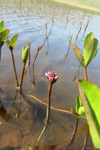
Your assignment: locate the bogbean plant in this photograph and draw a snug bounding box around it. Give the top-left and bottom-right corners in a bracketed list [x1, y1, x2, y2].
[0, 20, 100, 149]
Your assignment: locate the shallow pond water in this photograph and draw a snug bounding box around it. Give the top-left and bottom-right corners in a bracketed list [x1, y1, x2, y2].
[0, 0, 100, 149]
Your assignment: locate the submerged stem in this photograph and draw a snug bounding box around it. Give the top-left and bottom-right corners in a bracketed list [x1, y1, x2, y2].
[36, 122, 48, 146]
[46, 82, 52, 123]
[10, 89, 19, 114]
[84, 67, 88, 80]
[11, 51, 19, 87]
[65, 119, 79, 149]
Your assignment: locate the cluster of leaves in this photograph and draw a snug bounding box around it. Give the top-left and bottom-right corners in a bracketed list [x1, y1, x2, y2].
[71, 32, 98, 68]
[0, 20, 30, 90]
[0, 21, 30, 65]
[71, 33, 100, 149]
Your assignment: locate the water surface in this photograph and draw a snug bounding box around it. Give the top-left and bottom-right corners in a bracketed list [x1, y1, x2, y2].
[0, 0, 100, 149]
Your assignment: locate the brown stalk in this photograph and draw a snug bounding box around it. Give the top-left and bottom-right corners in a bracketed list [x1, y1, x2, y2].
[19, 64, 25, 94]
[11, 51, 19, 87]
[46, 82, 53, 123]
[65, 119, 79, 149]
[84, 67, 88, 80]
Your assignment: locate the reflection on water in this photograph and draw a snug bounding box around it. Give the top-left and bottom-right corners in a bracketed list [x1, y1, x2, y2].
[0, 0, 100, 149]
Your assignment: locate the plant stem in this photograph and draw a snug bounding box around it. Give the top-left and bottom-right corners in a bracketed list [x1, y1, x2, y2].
[11, 51, 19, 87]
[84, 67, 88, 80]
[32, 62, 35, 86]
[82, 124, 89, 150]
[10, 89, 19, 114]
[65, 119, 79, 149]
[46, 82, 52, 123]
[36, 122, 48, 146]
[33, 47, 39, 64]
[19, 64, 25, 94]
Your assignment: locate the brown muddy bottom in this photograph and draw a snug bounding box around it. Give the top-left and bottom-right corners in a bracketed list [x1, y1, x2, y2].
[0, 0, 100, 149]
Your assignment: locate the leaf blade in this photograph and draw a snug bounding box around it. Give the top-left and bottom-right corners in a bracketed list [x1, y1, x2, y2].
[77, 79, 100, 148]
[84, 38, 98, 67]
[70, 42, 84, 66]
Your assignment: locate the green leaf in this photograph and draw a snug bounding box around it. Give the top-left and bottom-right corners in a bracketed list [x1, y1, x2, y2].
[5, 35, 18, 51]
[0, 29, 9, 49]
[0, 41, 4, 49]
[22, 45, 30, 65]
[27, 41, 31, 51]
[77, 79, 100, 148]
[10, 34, 18, 47]
[76, 96, 81, 113]
[84, 32, 94, 46]
[78, 106, 85, 116]
[71, 107, 80, 118]
[69, 35, 72, 42]
[0, 29, 9, 41]
[70, 42, 84, 66]
[84, 38, 98, 67]
[0, 21, 5, 32]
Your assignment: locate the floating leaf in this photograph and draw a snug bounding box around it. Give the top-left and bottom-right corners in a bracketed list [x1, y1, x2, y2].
[84, 38, 98, 67]
[84, 32, 94, 46]
[0, 21, 5, 32]
[22, 45, 30, 65]
[77, 79, 100, 148]
[70, 42, 84, 66]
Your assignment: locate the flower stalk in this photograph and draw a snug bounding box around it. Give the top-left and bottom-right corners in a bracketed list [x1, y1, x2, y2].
[45, 71, 59, 123]
[46, 81, 52, 123]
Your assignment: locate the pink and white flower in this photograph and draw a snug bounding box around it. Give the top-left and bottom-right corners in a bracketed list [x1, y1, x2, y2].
[45, 71, 59, 83]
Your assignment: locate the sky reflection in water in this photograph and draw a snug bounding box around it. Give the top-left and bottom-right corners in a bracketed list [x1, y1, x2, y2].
[0, 0, 100, 149]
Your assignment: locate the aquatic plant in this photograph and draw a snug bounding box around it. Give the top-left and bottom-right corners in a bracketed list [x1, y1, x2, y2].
[45, 71, 59, 123]
[70, 32, 100, 149]
[77, 79, 100, 149]
[6, 34, 19, 87]
[19, 45, 30, 93]
[71, 32, 98, 80]
[1, 19, 100, 150]
[65, 35, 72, 58]
[0, 20, 9, 61]
[33, 19, 54, 64]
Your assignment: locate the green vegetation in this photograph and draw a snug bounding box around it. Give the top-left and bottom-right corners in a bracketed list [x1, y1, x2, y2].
[48, 0, 100, 13]
[1, 19, 100, 149]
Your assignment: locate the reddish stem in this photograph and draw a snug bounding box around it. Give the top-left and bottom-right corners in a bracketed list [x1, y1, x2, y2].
[46, 82, 52, 123]
[11, 51, 19, 87]
[19, 64, 25, 94]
